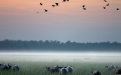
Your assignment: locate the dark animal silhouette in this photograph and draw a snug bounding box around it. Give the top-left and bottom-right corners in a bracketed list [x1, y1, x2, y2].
[0, 64, 12, 70]
[40, 3, 42, 5]
[45, 9, 48, 12]
[103, 7, 106, 9]
[52, 5, 55, 7]
[83, 8, 86, 10]
[105, 65, 116, 70]
[115, 67, 121, 74]
[63, 0, 66, 2]
[117, 8, 119, 10]
[59, 67, 68, 75]
[106, 3, 109, 6]
[104, 0, 107, 2]
[82, 5, 85, 8]
[65, 66, 73, 73]
[46, 66, 61, 73]
[11, 64, 20, 71]
[55, 3, 59, 6]
[91, 70, 101, 75]
[37, 12, 39, 13]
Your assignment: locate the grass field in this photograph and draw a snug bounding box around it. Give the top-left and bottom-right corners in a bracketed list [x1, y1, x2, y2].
[0, 52, 121, 75]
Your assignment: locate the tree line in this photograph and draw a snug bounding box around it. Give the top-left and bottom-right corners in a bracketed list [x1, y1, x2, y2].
[0, 39, 121, 51]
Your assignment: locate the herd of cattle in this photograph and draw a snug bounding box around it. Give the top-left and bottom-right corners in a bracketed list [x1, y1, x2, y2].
[0, 63, 121, 75]
[0, 64, 20, 71]
[46, 66, 73, 74]
[46, 65, 121, 75]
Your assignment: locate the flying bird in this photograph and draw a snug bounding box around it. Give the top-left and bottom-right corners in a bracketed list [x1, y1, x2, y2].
[52, 5, 55, 7]
[37, 12, 39, 13]
[82, 5, 85, 8]
[103, 7, 106, 9]
[104, 0, 107, 2]
[83, 8, 86, 10]
[45, 9, 48, 12]
[40, 3, 42, 5]
[117, 8, 119, 10]
[106, 3, 109, 6]
[63, 0, 66, 2]
[55, 3, 59, 6]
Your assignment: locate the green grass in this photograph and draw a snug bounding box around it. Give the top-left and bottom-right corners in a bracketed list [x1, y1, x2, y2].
[0, 60, 120, 75]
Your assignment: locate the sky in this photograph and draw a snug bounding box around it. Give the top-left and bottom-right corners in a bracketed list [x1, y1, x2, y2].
[0, 0, 121, 43]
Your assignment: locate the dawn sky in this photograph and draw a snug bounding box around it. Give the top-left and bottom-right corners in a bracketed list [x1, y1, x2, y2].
[0, 0, 121, 43]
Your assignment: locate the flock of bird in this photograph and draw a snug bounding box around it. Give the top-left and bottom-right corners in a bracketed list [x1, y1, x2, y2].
[39, 0, 70, 12]
[0, 63, 121, 75]
[39, 1, 62, 13]
[37, 0, 119, 13]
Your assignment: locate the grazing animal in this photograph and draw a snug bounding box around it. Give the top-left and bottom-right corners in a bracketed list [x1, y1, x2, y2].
[105, 65, 116, 71]
[59, 67, 68, 75]
[46, 66, 60, 73]
[40, 3, 42, 5]
[0, 64, 11, 70]
[66, 66, 73, 73]
[91, 70, 101, 75]
[115, 67, 121, 75]
[55, 3, 59, 6]
[45, 9, 48, 12]
[11, 64, 20, 71]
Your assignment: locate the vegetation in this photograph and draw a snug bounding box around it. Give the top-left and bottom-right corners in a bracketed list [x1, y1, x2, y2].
[0, 39, 121, 51]
[0, 61, 120, 75]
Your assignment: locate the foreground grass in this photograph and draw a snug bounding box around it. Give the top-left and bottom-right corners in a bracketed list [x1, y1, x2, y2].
[0, 60, 121, 75]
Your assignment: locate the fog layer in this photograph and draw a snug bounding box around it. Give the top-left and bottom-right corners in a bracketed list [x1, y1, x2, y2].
[0, 52, 121, 62]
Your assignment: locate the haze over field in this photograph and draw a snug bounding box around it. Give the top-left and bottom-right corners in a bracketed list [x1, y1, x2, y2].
[0, 0, 121, 43]
[0, 52, 121, 62]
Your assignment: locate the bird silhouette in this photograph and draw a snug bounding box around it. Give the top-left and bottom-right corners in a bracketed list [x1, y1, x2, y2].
[45, 9, 48, 12]
[104, 0, 107, 2]
[103, 7, 106, 9]
[52, 5, 55, 7]
[63, 0, 66, 2]
[117, 8, 119, 10]
[106, 3, 109, 6]
[55, 3, 59, 6]
[82, 5, 85, 8]
[83, 8, 86, 10]
[40, 3, 42, 5]
[37, 12, 39, 13]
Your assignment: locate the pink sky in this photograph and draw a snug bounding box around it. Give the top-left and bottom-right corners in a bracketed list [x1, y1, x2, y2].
[0, 0, 121, 42]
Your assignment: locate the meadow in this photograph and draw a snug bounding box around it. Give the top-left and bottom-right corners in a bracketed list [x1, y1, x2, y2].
[0, 52, 121, 75]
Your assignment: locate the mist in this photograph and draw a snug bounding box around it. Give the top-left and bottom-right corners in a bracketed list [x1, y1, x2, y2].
[0, 51, 121, 62]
